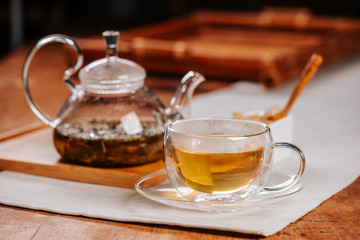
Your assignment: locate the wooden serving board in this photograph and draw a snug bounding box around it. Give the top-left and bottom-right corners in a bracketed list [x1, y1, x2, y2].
[0, 127, 164, 189]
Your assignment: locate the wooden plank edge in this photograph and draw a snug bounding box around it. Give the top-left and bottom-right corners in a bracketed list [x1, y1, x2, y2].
[0, 158, 164, 189]
[0, 123, 48, 142]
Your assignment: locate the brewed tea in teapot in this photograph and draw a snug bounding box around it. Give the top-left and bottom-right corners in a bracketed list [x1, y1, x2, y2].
[22, 31, 205, 167]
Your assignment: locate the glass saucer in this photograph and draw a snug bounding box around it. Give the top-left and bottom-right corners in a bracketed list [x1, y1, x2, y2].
[135, 170, 303, 212]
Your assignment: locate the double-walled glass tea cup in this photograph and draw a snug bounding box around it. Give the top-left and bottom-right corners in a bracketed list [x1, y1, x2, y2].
[164, 118, 305, 203]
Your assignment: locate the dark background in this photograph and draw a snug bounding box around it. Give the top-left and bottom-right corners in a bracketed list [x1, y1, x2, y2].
[1, 0, 360, 58]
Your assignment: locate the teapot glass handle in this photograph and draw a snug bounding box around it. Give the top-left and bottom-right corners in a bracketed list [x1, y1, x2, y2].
[22, 34, 83, 127]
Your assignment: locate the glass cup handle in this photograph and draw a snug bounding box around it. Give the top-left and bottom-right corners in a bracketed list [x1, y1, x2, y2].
[264, 142, 306, 192]
[22, 34, 83, 127]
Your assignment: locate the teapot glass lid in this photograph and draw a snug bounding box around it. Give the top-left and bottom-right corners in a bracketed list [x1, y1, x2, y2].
[79, 31, 146, 94]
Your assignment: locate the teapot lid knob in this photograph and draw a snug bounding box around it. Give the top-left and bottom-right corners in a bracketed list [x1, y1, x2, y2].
[79, 30, 146, 94]
[103, 30, 119, 58]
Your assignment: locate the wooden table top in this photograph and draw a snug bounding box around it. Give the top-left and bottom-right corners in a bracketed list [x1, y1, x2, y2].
[0, 45, 358, 239]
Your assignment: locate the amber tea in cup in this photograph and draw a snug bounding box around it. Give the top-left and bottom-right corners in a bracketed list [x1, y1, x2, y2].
[172, 147, 264, 194]
[164, 118, 305, 203]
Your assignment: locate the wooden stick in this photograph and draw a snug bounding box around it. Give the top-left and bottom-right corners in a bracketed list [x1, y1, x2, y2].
[269, 53, 323, 121]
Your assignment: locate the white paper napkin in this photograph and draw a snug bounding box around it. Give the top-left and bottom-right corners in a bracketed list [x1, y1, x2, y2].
[1, 56, 360, 236]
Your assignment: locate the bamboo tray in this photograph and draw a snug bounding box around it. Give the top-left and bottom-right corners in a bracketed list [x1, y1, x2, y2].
[0, 127, 163, 189]
[77, 9, 360, 87]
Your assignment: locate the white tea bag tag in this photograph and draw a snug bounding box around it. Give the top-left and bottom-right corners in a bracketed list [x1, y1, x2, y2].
[121, 111, 143, 135]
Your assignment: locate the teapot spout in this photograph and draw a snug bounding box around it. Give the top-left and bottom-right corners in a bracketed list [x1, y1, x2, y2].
[166, 71, 205, 123]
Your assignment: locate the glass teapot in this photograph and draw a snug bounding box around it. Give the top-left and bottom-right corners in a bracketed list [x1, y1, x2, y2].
[22, 30, 205, 168]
